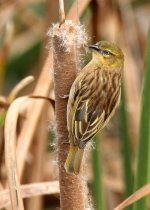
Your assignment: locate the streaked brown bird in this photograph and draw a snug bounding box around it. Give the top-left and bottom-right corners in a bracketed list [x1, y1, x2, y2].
[65, 41, 124, 174]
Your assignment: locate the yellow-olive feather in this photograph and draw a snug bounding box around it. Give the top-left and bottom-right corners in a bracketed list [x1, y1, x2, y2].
[65, 41, 124, 174]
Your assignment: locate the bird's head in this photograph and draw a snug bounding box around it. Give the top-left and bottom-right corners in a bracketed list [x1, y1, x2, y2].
[89, 41, 124, 69]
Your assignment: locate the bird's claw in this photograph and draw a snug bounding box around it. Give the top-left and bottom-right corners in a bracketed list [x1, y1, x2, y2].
[59, 94, 69, 99]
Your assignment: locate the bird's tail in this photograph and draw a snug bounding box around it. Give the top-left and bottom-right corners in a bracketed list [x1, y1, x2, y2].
[64, 145, 84, 175]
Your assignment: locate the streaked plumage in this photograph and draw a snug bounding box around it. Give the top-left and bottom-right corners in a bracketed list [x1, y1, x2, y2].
[65, 41, 124, 174]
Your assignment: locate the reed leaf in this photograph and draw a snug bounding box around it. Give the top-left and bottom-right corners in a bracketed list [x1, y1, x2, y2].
[119, 86, 133, 201]
[133, 27, 150, 210]
[92, 136, 105, 210]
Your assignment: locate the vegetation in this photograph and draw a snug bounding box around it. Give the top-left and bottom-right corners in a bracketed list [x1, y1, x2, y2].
[0, 0, 150, 209]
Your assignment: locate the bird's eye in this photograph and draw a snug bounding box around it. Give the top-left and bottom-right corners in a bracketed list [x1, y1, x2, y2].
[101, 50, 110, 57]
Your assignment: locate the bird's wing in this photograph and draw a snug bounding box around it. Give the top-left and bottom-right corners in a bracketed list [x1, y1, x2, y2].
[71, 70, 121, 149]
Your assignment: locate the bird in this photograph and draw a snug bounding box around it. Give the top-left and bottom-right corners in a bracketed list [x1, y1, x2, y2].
[64, 41, 124, 175]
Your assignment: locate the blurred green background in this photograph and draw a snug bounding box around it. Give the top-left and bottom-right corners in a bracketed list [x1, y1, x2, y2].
[1, 0, 150, 210]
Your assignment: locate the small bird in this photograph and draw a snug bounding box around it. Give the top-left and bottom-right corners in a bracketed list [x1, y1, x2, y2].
[65, 41, 124, 174]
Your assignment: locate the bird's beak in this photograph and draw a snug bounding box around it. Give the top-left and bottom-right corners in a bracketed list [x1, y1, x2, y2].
[88, 44, 99, 51]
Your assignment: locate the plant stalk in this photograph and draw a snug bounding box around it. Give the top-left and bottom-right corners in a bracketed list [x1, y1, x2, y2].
[53, 28, 85, 210]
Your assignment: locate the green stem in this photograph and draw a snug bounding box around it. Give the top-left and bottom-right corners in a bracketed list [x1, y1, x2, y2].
[133, 26, 150, 210]
[92, 136, 105, 210]
[119, 86, 133, 201]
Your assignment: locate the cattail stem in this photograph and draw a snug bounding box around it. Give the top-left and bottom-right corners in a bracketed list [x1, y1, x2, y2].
[53, 24, 85, 209]
[59, 0, 65, 24]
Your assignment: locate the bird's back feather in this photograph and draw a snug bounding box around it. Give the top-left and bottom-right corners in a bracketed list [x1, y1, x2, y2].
[67, 66, 121, 149]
